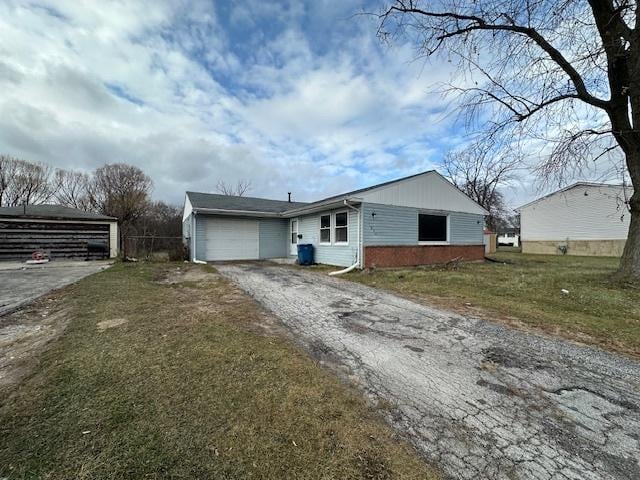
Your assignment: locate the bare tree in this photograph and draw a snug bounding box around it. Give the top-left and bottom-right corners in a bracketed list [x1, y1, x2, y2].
[0, 155, 18, 207]
[0, 155, 52, 206]
[88, 163, 152, 256]
[53, 169, 91, 210]
[377, 0, 640, 279]
[216, 179, 252, 196]
[444, 138, 519, 231]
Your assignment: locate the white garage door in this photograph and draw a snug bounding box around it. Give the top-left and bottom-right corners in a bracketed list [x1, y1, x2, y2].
[204, 217, 259, 260]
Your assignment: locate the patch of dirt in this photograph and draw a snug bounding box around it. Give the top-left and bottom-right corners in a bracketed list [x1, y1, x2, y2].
[0, 298, 70, 392]
[163, 266, 290, 339]
[97, 318, 128, 331]
[158, 266, 217, 285]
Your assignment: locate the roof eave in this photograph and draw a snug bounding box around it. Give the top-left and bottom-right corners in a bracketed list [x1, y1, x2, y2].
[192, 207, 282, 218]
[0, 214, 117, 221]
[281, 197, 363, 217]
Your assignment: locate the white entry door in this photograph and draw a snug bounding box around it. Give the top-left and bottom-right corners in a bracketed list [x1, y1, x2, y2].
[205, 217, 259, 260]
[290, 218, 298, 255]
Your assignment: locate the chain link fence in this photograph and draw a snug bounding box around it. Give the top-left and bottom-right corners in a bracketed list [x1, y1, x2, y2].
[124, 235, 187, 261]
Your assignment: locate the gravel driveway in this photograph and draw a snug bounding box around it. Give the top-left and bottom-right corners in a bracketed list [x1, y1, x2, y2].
[218, 263, 640, 480]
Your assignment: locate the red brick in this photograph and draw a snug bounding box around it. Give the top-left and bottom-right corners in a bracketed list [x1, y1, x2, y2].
[364, 245, 485, 268]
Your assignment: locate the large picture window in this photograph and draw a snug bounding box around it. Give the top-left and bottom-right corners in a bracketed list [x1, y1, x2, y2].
[320, 214, 331, 244]
[418, 214, 447, 242]
[334, 211, 348, 244]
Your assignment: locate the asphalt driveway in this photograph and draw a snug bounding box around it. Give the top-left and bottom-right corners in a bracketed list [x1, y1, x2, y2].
[0, 261, 111, 317]
[218, 263, 640, 480]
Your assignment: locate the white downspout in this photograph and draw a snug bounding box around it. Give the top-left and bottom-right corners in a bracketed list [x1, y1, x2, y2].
[328, 200, 360, 276]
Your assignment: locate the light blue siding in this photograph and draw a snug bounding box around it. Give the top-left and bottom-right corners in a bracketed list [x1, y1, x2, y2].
[295, 208, 359, 267]
[194, 213, 207, 261]
[362, 203, 483, 246]
[258, 218, 288, 258]
[449, 212, 485, 245]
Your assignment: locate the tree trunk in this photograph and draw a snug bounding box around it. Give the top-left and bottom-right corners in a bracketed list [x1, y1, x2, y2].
[618, 191, 640, 280]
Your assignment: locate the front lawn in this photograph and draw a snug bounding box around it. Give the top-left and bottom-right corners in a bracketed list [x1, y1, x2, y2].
[345, 253, 640, 356]
[0, 263, 436, 480]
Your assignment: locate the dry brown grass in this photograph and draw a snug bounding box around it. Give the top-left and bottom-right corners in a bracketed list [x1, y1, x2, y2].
[345, 252, 640, 357]
[0, 262, 437, 480]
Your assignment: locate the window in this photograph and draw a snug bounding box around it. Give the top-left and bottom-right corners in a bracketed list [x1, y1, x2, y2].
[320, 214, 331, 244]
[418, 214, 447, 242]
[291, 219, 298, 244]
[334, 211, 348, 243]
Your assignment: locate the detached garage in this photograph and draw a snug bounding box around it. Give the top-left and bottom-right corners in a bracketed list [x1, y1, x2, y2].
[0, 205, 118, 261]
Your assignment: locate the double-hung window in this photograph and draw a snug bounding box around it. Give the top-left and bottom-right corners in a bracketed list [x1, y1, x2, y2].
[418, 213, 448, 243]
[319, 214, 331, 244]
[334, 211, 348, 244]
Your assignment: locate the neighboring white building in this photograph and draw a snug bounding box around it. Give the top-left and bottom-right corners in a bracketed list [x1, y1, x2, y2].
[497, 231, 520, 248]
[518, 182, 632, 256]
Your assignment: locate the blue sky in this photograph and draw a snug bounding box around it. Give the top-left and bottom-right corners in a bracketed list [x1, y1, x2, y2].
[0, 0, 532, 207]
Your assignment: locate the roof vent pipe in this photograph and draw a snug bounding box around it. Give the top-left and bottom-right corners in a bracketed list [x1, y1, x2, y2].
[288, 192, 291, 203]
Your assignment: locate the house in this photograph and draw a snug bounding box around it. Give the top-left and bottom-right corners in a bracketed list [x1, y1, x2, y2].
[0, 204, 118, 261]
[518, 182, 632, 256]
[182, 171, 488, 268]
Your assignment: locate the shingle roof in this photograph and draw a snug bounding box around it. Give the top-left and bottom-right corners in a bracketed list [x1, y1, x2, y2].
[0, 204, 116, 221]
[187, 191, 308, 213]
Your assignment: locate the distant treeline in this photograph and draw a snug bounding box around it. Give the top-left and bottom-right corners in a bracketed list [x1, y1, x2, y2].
[0, 154, 181, 242]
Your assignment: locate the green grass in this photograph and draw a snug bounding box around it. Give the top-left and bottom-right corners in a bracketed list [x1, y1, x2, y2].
[345, 253, 640, 356]
[0, 263, 436, 480]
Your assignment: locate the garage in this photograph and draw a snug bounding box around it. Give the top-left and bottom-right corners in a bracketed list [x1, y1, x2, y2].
[0, 205, 118, 261]
[204, 217, 259, 261]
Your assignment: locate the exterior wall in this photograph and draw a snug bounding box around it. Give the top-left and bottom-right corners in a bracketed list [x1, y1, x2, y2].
[192, 214, 289, 261]
[294, 208, 359, 267]
[194, 213, 207, 261]
[364, 245, 485, 268]
[520, 184, 631, 242]
[362, 203, 484, 246]
[522, 239, 626, 257]
[359, 171, 487, 215]
[182, 215, 191, 243]
[258, 218, 288, 259]
[0, 217, 115, 261]
[182, 194, 192, 221]
[109, 222, 118, 258]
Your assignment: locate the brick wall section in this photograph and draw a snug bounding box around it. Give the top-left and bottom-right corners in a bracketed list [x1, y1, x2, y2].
[364, 244, 485, 268]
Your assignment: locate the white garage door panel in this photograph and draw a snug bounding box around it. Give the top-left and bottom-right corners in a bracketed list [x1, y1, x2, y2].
[205, 218, 259, 260]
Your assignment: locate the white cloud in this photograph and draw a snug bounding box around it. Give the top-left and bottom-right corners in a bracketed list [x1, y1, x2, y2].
[0, 0, 462, 206]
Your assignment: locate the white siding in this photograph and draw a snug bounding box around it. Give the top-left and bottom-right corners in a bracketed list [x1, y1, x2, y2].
[359, 171, 487, 215]
[182, 194, 192, 221]
[109, 222, 118, 258]
[521, 184, 631, 241]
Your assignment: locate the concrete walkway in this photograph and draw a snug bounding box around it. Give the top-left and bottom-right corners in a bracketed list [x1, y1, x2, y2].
[0, 261, 111, 317]
[218, 263, 640, 480]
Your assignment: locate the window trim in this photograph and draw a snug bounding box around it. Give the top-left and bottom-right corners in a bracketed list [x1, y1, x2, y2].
[333, 210, 349, 245]
[319, 213, 332, 245]
[417, 212, 450, 245]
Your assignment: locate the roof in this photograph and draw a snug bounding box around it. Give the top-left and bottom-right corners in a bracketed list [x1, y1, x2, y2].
[186, 191, 308, 214]
[517, 182, 631, 211]
[186, 172, 438, 216]
[186, 170, 489, 217]
[0, 204, 117, 221]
